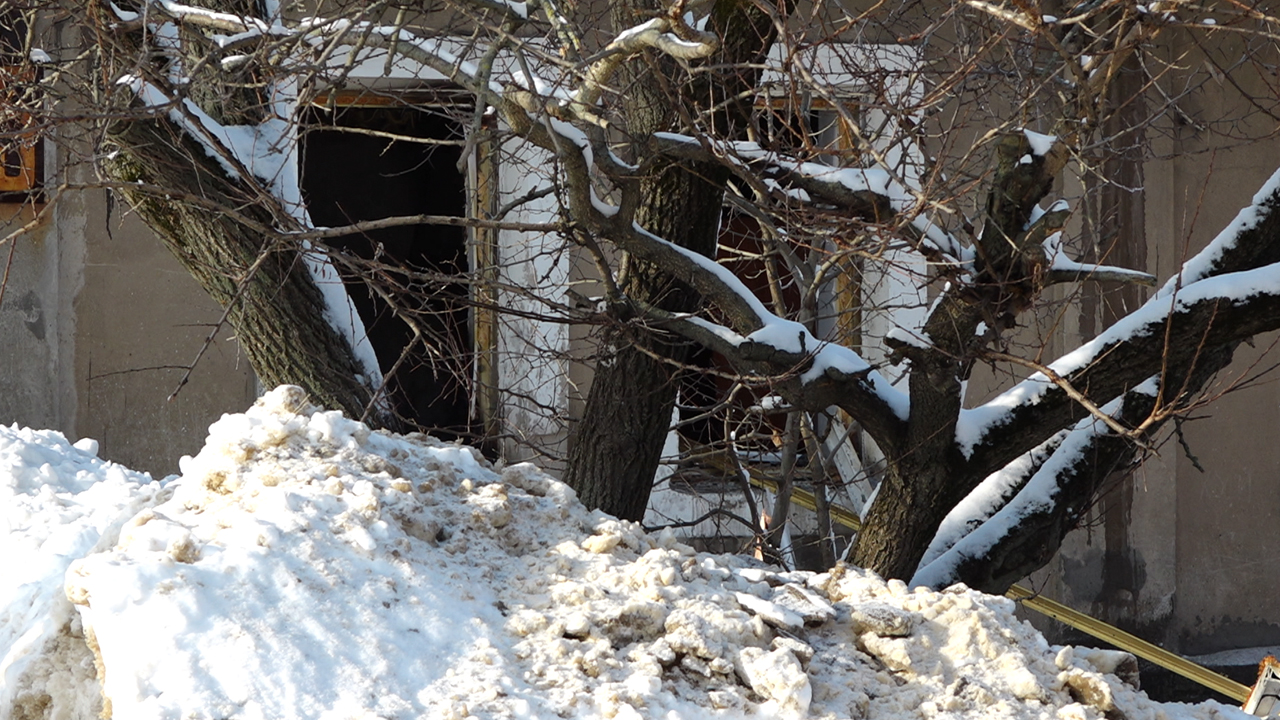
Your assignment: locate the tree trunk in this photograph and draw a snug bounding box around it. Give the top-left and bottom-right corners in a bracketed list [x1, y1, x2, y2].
[850, 464, 954, 581]
[851, 350, 968, 580]
[96, 0, 385, 427]
[564, 162, 724, 520]
[562, 0, 776, 520]
[104, 120, 385, 427]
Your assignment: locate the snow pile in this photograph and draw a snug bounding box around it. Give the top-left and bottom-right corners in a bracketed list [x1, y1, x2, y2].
[0, 425, 163, 719]
[3, 387, 1256, 719]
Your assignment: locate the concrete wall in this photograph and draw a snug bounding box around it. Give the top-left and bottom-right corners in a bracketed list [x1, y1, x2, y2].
[1149, 124, 1280, 655]
[1029, 30, 1280, 660]
[0, 196, 75, 436]
[73, 193, 259, 476]
[0, 154, 257, 478]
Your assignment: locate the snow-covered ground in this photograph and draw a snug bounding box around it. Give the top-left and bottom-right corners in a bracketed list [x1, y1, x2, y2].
[0, 386, 1256, 719]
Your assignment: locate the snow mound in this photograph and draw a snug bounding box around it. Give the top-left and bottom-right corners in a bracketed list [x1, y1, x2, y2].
[4, 386, 1255, 719]
[0, 424, 162, 720]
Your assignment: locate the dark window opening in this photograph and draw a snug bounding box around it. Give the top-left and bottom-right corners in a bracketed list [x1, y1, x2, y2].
[679, 102, 857, 459]
[675, 209, 809, 459]
[751, 100, 853, 167]
[300, 103, 473, 439]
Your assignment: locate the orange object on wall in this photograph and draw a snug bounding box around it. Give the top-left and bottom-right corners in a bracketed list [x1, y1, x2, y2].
[0, 65, 39, 196]
[0, 139, 36, 193]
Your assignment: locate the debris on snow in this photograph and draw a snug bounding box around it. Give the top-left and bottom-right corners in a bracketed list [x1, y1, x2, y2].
[1, 387, 1258, 719]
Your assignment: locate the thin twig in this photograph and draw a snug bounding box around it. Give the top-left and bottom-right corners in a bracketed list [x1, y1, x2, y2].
[981, 349, 1138, 441]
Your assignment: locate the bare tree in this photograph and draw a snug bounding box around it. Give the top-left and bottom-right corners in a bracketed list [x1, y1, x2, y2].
[7, 0, 1280, 593]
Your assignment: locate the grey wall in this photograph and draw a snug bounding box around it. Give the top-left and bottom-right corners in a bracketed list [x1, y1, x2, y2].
[0, 158, 257, 478]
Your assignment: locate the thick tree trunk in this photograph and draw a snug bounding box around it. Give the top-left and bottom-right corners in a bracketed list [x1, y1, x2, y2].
[851, 348, 968, 579]
[104, 120, 385, 426]
[97, 0, 385, 427]
[851, 465, 951, 581]
[564, 162, 724, 520]
[562, 0, 776, 520]
[565, 335, 686, 518]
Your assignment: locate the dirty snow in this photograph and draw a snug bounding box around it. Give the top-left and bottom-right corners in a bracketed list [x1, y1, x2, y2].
[1, 387, 1256, 720]
[0, 424, 163, 719]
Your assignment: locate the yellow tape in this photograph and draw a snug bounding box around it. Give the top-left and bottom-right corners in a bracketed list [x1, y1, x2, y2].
[728, 462, 1250, 702]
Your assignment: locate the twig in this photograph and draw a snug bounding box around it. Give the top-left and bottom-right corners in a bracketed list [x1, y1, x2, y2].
[0, 232, 16, 310]
[643, 507, 760, 534]
[981, 349, 1139, 442]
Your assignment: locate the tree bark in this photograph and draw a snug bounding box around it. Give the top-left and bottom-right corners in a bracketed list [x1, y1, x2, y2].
[562, 0, 777, 520]
[565, 161, 725, 518]
[937, 340, 1238, 594]
[96, 0, 386, 427]
[103, 121, 382, 424]
[850, 351, 969, 579]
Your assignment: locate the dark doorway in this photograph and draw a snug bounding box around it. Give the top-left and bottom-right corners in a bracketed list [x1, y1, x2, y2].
[300, 103, 473, 438]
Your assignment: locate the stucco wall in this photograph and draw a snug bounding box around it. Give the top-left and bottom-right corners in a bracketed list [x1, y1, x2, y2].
[73, 191, 259, 476]
[0, 158, 257, 478]
[1029, 30, 1280, 657]
[0, 197, 74, 436]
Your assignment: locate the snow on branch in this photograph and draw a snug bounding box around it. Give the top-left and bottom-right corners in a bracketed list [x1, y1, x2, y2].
[649, 132, 971, 264]
[913, 381, 1156, 591]
[573, 18, 718, 108]
[958, 169, 1280, 472]
[1035, 202, 1155, 287]
[538, 122, 913, 438]
[140, 0, 272, 33]
[958, 266, 1280, 453]
[640, 306, 911, 439]
[1042, 236, 1158, 286]
[733, 139, 970, 263]
[916, 429, 1069, 576]
[114, 75, 291, 185]
[1158, 166, 1280, 295]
